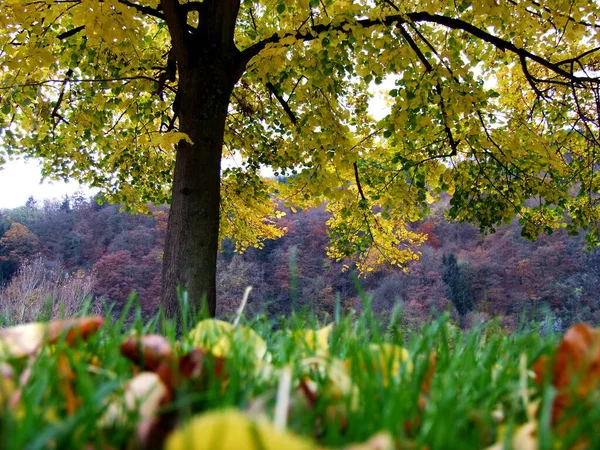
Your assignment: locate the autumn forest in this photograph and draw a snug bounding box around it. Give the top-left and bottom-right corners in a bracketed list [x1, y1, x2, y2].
[1, 193, 598, 330]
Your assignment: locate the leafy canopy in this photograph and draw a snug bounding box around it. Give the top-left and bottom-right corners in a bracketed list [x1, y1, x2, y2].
[1, 0, 600, 272]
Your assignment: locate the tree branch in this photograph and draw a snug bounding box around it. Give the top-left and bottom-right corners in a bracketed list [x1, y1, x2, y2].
[56, 25, 85, 40]
[266, 82, 297, 125]
[353, 161, 368, 203]
[0, 75, 164, 90]
[238, 11, 599, 86]
[160, 0, 190, 68]
[116, 0, 165, 20]
[155, 47, 177, 98]
[397, 24, 459, 156]
[50, 69, 73, 127]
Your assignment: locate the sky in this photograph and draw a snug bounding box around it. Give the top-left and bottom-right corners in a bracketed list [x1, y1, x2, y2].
[0, 158, 96, 209]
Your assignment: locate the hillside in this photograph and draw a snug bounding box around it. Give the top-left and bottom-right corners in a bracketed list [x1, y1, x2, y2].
[1, 195, 598, 329]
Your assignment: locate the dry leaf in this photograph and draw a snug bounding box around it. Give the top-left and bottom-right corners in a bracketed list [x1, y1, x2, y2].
[0, 316, 103, 359]
[47, 316, 104, 345]
[100, 372, 169, 428]
[0, 323, 48, 358]
[291, 324, 333, 356]
[0, 363, 16, 408]
[533, 323, 600, 424]
[121, 334, 173, 371]
[486, 421, 538, 450]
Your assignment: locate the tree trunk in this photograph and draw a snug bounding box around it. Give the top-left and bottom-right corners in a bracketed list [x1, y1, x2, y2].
[160, 65, 235, 319]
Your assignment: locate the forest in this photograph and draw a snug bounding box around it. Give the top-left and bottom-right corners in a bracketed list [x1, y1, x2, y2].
[2, 193, 598, 330]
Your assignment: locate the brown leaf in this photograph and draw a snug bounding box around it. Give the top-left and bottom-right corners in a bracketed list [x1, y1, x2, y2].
[121, 334, 173, 371]
[47, 316, 104, 345]
[533, 323, 600, 425]
[0, 316, 104, 359]
[178, 348, 226, 381]
[57, 353, 81, 415]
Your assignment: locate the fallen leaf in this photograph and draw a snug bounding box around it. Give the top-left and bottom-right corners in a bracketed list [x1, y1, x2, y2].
[0, 363, 15, 408]
[533, 323, 600, 424]
[165, 409, 317, 450]
[0, 316, 104, 359]
[343, 432, 395, 450]
[291, 324, 333, 356]
[57, 353, 80, 415]
[368, 343, 413, 383]
[486, 421, 538, 450]
[121, 334, 173, 371]
[188, 319, 268, 361]
[0, 323, 47, 358]
[99, 372, 169, 428]
[47, 316, 104, 345]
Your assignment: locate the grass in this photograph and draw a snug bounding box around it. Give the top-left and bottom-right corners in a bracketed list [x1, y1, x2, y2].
[0, 293, 599, 450]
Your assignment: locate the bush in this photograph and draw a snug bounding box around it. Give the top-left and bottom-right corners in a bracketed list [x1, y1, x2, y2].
[0, 257, 99, 324]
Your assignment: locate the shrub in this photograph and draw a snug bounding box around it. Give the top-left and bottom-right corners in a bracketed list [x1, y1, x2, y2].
[0, 257, 99, 324]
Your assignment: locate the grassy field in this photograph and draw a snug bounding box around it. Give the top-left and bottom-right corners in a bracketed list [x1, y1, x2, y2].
[0, 294, 599, 449]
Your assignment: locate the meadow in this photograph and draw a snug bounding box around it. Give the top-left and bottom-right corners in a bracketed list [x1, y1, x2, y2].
[0, 293, 599, 450]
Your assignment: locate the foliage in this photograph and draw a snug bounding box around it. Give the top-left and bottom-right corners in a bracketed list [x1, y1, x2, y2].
[0, 303, 599, 449]
[2, 0, 600, 280]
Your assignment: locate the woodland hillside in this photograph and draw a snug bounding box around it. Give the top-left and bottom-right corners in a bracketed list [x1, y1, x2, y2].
[1, 194, 599, 330]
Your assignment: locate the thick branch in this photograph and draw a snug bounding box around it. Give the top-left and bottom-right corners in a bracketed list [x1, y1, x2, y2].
[160, 0, 190, 68]
[155, 48, 177, 98]
[50, 69, 73, 126]
[238, 11, 599, 86]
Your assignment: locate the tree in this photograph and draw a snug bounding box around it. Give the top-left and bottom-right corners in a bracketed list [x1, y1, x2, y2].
[442, 252, 473, 321]
[0, 222, 41, 285]
[2, 1, 600, 318]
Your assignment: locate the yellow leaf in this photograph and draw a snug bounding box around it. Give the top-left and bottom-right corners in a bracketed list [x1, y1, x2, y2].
[0, 364, 16, 407]
[357, 344, 413, 386]
[165, 409, 317, 450]
[343, 432, 395, 450]
[292, 323, 333, 356]
[156, 131, 194, 148]
[188, 319, 268, 361]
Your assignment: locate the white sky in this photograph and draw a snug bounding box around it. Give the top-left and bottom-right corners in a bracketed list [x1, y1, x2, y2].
[0, 159, 96, 209]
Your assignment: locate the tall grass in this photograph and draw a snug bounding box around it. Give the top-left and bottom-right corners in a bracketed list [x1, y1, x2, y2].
[0, 257, 99, 325]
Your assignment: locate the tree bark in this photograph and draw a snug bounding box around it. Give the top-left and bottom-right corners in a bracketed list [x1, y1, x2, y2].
[158, 0, 242, 319]
[160, 65, 235, 318]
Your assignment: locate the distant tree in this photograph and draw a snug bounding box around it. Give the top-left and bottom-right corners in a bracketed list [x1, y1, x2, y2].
[92, 251, 137, 309]
[25, 196, 37, 209]
[0, 222, 40, 264]
[0, 222, 40, 285]
[442, 253, 473, 322]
